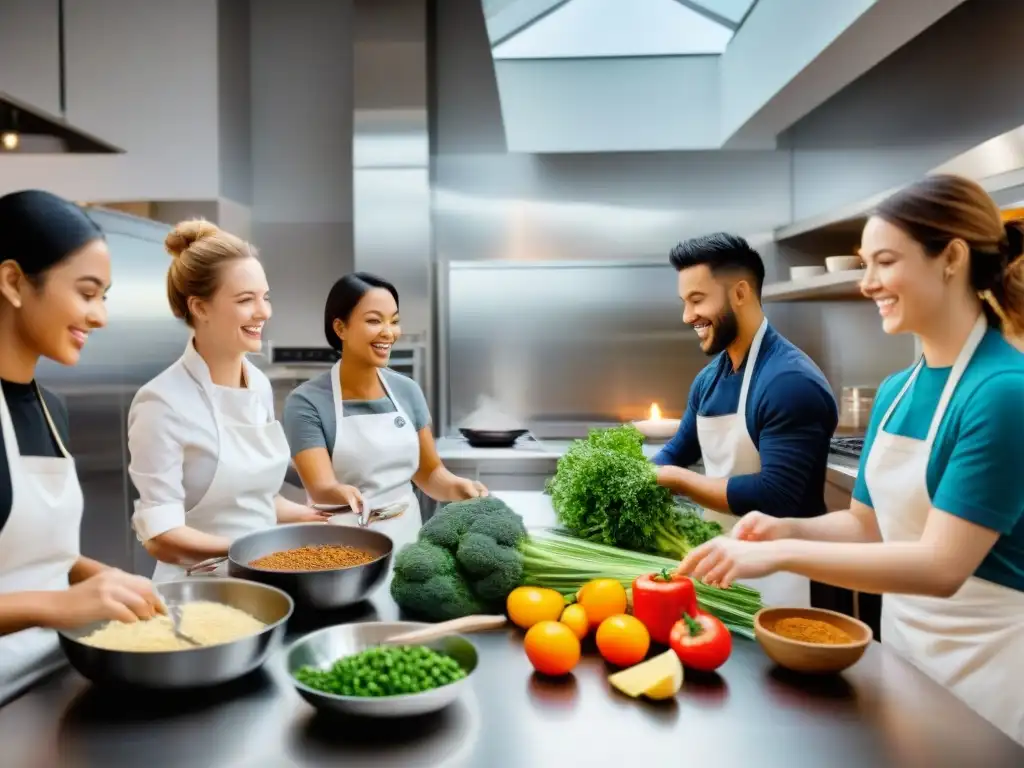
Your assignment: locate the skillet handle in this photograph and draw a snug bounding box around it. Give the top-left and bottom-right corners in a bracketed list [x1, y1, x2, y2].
[186, 556, 228, 576]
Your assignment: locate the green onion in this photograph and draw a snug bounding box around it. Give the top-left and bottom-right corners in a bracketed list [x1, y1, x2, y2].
[520, 530, 762, 639]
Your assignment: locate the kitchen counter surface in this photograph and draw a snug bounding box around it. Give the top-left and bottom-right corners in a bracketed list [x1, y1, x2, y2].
[2, 589, 1020, 768]
[437, 436, 860, 483]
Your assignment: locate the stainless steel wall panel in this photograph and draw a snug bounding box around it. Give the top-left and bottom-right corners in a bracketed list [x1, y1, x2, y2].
[353, 0, 433, 408]
[444, 260, 707, 436]
[353, 0, 432, 342]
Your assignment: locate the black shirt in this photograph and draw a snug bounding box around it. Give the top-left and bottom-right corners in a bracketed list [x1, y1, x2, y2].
[0, 379, 70, 533]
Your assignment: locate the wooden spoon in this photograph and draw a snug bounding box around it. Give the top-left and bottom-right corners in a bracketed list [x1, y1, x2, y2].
[384, 615, 507, 645]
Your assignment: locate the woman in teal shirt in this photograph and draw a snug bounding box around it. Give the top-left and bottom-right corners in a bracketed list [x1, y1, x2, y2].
[678, 174, 1024, 745]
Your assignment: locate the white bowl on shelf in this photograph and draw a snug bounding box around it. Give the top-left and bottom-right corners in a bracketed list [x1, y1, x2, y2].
[825, 255, 863, 273]
[789, 265, 826, 280]
[632, 418, 681, 441]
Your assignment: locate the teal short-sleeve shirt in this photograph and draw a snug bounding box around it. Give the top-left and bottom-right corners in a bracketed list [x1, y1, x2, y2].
[853, 328, 1024, 592]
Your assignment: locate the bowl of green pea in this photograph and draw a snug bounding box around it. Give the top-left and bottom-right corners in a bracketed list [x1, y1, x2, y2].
[285, 621, 478, 717]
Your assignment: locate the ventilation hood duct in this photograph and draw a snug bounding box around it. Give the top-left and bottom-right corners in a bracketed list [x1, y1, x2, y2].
[351, 0, 431, 339]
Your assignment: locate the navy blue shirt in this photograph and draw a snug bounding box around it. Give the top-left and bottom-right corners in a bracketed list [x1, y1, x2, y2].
[653, 324, 838, 519]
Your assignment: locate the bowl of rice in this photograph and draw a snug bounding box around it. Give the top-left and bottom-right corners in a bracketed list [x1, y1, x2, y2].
[58, 578, 293, 689]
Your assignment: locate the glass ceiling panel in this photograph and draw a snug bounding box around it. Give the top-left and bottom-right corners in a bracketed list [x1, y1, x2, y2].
[492, 0, 735, 60]
[688, 0, 757, 24]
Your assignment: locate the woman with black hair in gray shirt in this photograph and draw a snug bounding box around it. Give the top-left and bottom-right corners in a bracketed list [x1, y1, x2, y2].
[284, 273, 486, 552]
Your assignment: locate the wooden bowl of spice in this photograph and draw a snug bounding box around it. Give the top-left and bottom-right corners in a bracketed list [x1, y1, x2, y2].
[754, 606, 872, 675]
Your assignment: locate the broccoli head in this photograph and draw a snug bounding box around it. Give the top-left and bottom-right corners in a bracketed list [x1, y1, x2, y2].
[390, 572, 484, 621]
[388, 496, 530, 620]
[392, 540, 457, 582]
[456, 532, 524, 603]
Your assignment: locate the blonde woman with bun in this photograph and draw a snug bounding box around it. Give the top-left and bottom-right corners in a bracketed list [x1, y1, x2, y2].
[127, 220, 327, 582]
[678, 174, 1024, 744]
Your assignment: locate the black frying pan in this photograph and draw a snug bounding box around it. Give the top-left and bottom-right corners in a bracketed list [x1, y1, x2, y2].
[459, 428, 528, 448]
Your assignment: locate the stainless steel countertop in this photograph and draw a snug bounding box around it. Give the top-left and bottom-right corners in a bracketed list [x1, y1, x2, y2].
[2, 576, 1019, 766]
[436, 436, 860, 486]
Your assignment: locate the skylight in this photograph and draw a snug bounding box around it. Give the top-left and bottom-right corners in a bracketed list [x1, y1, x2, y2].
[488, 0, 758, 60]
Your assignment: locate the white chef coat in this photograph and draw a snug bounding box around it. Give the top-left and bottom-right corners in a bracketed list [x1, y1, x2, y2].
[696, 318, 810, 608]
[127, 340, 286, 576]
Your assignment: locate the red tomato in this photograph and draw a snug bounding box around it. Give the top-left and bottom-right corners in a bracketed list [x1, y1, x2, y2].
[668, 612, 732, 672]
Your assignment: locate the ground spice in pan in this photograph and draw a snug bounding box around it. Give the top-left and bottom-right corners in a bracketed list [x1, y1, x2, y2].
[769, 617, 854, 645]
[249, 545, 376, 571]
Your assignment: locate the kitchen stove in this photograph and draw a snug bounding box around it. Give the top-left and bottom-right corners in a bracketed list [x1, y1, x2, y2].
[830, 436, 864, 460]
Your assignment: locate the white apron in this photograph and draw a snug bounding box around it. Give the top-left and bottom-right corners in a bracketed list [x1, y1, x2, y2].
[325, 362, 422, 557]
[150, 349, 290, 582]
[865, 314, 1024, 745]
[0, 383, 82, 705]
[696, 318, 809, 607]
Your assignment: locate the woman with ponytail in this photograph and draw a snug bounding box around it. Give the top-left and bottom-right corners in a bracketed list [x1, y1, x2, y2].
[677, 174, 1024, 744]
[0, 191, 161, 705]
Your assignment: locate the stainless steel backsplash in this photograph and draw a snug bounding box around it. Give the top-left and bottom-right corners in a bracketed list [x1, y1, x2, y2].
[441, 259, 709, 436]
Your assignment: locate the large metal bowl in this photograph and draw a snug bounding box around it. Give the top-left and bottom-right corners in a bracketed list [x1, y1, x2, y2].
[286, 621, 478, 718]
[226, 523, 393, 610]
[58, 578, 293, 689]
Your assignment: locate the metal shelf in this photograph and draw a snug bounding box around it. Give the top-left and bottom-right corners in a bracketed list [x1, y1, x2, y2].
[763, 269, 866, 302]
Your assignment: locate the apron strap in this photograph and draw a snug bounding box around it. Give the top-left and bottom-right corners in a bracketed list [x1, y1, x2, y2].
[877, 314, 988, 444]
[34, 384, 72, 459]
[735, 317, 769, 419]
[878, 359, 924, 433]
[924, 314, 988, 445]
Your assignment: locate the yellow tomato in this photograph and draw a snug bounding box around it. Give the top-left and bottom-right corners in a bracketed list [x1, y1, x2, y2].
[596, 614, 650, 668]
[577, 579, 628, 628]
[506, 586, 565, 629]
[559, 603, 589, 640]
[524, 620, 581, 676]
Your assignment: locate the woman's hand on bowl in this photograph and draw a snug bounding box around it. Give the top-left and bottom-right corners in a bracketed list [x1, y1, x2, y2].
[45, 569, 164, 628]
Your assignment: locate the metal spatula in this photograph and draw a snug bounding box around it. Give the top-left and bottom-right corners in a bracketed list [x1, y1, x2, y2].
[166, 603, 201, 647]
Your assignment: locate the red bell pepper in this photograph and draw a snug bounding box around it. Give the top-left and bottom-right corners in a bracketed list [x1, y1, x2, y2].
[631, 568, 699, 645]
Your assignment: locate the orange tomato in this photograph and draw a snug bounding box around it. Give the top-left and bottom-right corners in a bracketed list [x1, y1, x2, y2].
[506, 586, 565, 630]
[559, 603, 589, 640]
[577, 579, 628, 628]
[596, 614, 650, 667]
[524, 620, 581, 676]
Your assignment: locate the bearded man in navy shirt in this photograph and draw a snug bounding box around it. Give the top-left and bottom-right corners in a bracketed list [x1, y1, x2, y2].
[654, 233, 840, 610]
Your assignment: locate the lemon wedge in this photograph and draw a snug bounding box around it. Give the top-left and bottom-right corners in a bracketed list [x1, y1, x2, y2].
[608, 649, 684, 700]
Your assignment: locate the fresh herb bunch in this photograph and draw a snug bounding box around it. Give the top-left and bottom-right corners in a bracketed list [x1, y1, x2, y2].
[546, 425, 722, 559]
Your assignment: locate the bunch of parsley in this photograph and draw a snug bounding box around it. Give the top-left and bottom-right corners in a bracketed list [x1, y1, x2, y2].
[545, 424, 722, 558]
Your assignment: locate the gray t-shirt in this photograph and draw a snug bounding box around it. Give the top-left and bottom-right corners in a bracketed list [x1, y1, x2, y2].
[283, 368, 431, 458]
